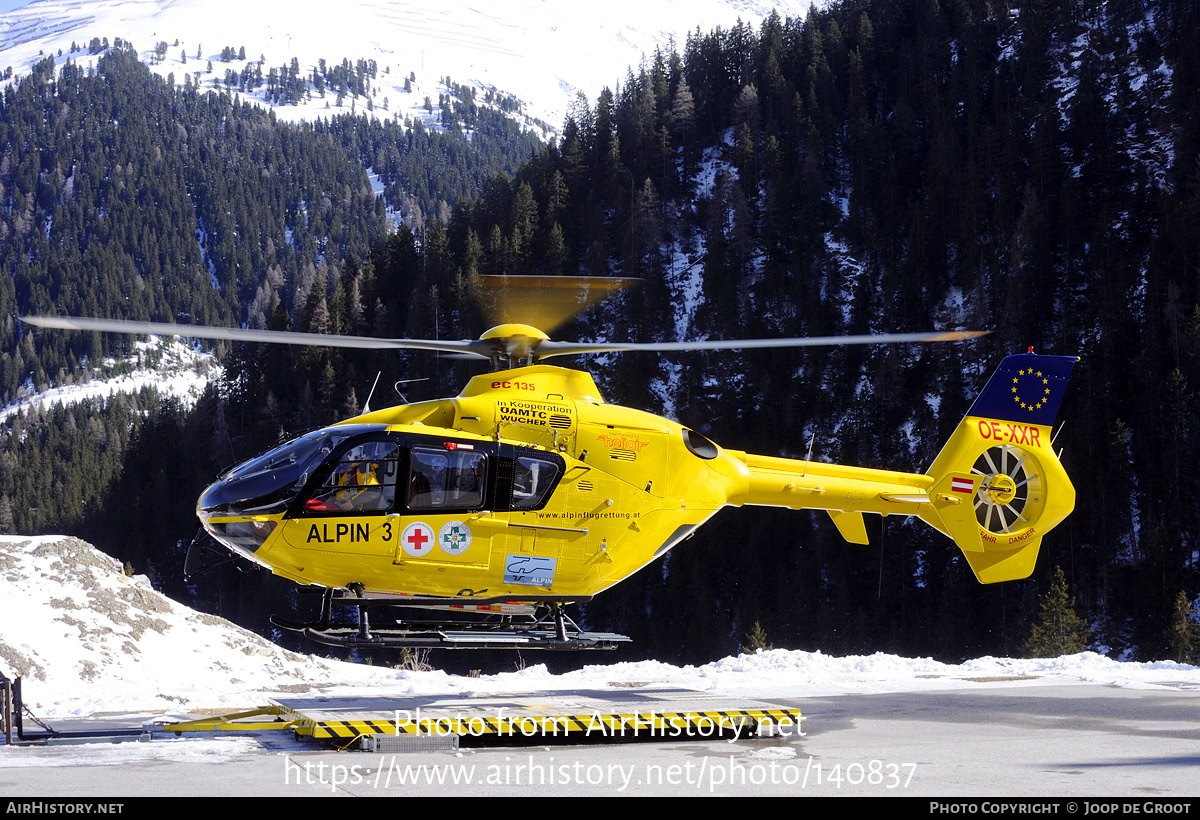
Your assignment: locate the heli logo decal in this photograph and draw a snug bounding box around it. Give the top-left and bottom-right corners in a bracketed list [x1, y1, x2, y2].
[976, 420, 1043, 447]
[439, 521, 472, 556]
[595, 433, 650, 452]
[504, 555, 556, 587]
[401, 522, 435, 557]
[951, 477, 974, 494]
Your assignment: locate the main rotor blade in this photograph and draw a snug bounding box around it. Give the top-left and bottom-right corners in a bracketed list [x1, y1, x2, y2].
[22, 316, 494, 358]
[534, 330, 989, 358]
[24, 316, 987, 365]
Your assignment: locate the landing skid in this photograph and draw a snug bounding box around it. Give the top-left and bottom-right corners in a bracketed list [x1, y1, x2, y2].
[271, 588, 630, 651]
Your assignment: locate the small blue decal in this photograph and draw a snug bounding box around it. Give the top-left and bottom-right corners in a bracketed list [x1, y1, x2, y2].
[504, 555, 556, 587]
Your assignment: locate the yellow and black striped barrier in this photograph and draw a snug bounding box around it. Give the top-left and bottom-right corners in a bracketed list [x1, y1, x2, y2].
[155, 694, 803, 747]
[282, 706, 803, 742]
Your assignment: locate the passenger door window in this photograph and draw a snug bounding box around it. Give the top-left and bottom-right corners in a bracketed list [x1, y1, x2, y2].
[407, 446, 487, 511]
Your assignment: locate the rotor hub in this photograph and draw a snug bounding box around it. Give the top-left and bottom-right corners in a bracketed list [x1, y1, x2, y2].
[479, 324, 550, 365]
[983, 473, 1017, 506]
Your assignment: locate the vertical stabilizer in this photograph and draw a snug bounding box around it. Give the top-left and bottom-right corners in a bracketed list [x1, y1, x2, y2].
[920, 354, 1078, 583]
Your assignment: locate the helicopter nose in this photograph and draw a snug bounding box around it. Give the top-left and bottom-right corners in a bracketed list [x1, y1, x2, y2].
[198, 467, 295, 517]
[200, 515, 278, 560]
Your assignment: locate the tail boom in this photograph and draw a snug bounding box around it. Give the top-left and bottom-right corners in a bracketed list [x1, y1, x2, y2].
[726, 452, 937, 545]
[724, 353, 1077, 585]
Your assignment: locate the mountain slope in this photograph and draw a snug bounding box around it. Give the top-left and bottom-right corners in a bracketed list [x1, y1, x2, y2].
[0, 0, 815, 129]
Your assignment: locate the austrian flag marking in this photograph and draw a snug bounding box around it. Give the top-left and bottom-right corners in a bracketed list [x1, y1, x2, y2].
[951, 477, 974, 494]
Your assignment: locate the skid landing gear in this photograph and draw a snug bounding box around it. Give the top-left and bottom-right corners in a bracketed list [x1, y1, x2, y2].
[270, 588, 630, 651]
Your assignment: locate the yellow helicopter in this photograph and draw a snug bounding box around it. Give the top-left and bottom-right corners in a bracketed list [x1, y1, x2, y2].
[25, 277, 1077, 650]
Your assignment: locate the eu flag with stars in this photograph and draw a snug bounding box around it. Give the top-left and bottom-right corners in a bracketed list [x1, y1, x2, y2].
[968, 354, 1078, 426]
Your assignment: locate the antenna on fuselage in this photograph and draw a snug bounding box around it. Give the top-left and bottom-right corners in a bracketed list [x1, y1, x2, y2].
[362, 372, 382, 414]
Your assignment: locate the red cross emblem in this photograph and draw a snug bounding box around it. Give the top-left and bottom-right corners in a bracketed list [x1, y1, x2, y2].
[401, 522, 435, 557]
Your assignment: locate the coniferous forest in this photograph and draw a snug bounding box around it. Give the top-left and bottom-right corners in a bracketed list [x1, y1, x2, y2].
[1, 0, 1198, 669]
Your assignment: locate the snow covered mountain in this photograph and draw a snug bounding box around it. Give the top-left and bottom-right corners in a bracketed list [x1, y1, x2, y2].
[0, 0, 812, 427]
[0, 335, 220, 426]
[0, 0, 815, 130]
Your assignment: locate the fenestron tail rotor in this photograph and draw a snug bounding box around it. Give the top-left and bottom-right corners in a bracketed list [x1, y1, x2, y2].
[971, 444, 1039, 534]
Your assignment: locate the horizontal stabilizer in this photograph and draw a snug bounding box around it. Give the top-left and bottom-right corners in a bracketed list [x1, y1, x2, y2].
[828, 510, 869, 545]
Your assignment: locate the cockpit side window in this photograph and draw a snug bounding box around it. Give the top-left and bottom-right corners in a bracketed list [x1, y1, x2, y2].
[512, 456, 562, 509]
[304, 439, 400, 514]
[204, 425, 388, 517]
[490, 450, 564, 512]
[407, 446, 487, 511]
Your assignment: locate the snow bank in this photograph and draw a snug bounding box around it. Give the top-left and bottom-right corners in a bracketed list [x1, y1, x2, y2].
[1, 535, 1195, 720]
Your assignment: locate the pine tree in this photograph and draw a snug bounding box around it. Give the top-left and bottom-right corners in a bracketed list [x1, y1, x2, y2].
[1023, 567, 1091, 657]
[1166, 591, 1200, 665]
[744, 621, 773, 653]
